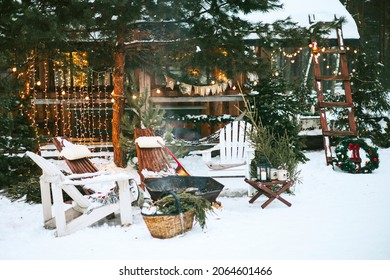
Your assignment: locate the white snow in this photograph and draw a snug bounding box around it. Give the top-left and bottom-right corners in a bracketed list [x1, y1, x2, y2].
[1, 146, 389, 279]
[241, 0, 360, 39]
[1, 147, 390, 256]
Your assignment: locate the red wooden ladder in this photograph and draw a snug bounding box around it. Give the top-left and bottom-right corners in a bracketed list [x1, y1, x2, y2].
[311, 26, 357, 165]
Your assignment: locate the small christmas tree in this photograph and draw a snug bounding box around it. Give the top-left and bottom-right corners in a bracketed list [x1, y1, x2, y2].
[244, 72, 308, 163]
[119, 88, 168, 164]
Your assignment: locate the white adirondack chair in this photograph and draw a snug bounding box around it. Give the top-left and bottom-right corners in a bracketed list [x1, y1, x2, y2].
[26, 151, 133, 237]
[190, 121, 255, 178]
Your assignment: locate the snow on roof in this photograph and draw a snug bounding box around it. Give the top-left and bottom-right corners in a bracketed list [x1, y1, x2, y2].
[241, 0, 360, 40]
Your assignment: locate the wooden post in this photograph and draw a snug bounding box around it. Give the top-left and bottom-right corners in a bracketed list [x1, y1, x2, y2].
[112, 28, 126, 167]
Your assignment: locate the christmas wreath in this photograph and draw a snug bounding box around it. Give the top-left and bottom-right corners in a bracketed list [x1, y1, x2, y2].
[333, 138, 379, 174]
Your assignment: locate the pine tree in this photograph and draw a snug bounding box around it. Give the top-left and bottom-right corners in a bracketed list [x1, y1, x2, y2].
[0, 55, 41, 201]
[341, 0, 390, 89]
[244, 72, 308, 163]
[1, 0, 311, 166]
[348, 52, 389, 147]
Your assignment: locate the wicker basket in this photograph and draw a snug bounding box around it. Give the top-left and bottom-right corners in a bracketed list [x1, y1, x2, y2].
[142, 210, 195, 239]
[142, 191, 195, 239]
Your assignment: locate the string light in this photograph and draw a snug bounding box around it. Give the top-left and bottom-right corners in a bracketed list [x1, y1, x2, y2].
[24, 51, 118, 149]
[53, 62, 60, 136]
[97, 72, 104, 152]
[90, 70, 95, 141]
[104, 70, 111, 152]
[282, 47, 303, 58]
[73, 72, 80, 139]
[79, 87, 86, 141]
[66, 69, 72, 136]
[43, 61, 51, 135]
[26, 55, 41, 149]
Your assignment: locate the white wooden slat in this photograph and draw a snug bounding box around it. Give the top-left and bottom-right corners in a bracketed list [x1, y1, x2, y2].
[26, 151, 135, 237]
[224, 122, 233, 161]
[231, 121, 239, 162]
[236, 122, 245, 161]
[39, 178, 53, 223]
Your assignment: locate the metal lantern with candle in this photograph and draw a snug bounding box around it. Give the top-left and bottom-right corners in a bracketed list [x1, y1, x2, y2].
[257, 156, 271, 182]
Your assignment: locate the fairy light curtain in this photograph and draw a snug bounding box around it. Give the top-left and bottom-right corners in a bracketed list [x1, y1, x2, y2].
[28, 52, 113, 152]
[52, 66, 113, 148]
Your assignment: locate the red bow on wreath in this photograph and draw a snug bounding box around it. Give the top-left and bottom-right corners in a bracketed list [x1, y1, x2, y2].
[348, 143, 361, 159]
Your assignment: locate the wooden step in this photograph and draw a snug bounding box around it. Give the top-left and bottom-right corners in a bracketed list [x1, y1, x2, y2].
[315, 75, 350, 81]
[319, 101, 353, 108]
[323, 130, 356, 136]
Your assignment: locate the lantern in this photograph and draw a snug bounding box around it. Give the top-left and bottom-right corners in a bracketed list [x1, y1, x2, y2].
[257, 156, 271, 182]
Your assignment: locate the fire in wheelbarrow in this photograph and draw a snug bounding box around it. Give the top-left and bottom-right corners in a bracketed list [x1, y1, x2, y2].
[143, 176, 224, 203]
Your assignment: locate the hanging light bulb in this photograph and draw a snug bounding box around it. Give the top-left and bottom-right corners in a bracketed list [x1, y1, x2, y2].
[311, 42, 319, 53]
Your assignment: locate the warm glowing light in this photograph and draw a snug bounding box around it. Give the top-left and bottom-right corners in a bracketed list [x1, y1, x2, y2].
[156, 89, 161, 94]
[232, 85, 236, 90]
[36, 81, 41, 86]
[311, 42, 319, 53]
[12, 67, 17, 72]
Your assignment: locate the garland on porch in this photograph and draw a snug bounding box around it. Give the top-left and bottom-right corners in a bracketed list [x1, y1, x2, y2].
[333, 138, 379, 174]
[164, 114, 236, 125]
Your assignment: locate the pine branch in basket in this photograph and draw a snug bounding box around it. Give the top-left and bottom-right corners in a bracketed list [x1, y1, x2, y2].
[153, 193, 214, 229]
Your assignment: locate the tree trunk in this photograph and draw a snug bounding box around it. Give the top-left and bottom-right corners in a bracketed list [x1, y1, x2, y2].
[112, 31, 126, 167]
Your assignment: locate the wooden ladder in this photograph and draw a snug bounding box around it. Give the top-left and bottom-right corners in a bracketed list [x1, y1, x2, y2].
[311, 26, 357, 165]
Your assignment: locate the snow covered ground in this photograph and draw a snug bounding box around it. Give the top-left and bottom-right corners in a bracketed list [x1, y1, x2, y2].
[0, 147, 389, 260]
[0, 145, 389, 279]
